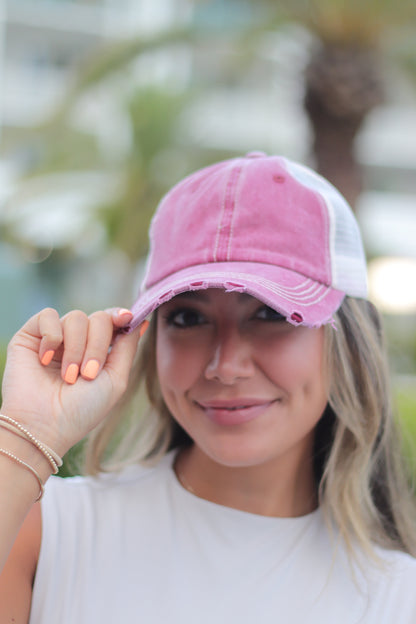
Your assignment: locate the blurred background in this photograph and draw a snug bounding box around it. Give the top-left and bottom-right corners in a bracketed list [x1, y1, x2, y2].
[0, 0, 415, 471]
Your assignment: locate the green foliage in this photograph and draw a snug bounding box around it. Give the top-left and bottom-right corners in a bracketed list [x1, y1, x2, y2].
[258, 0, 416, 45]
[47, 28, 194, 125]
[128, 89, 185, 162]
[95, 86, 236, 261]
[97, 87, 189, 260]
[395, 386, 416, 479]
[59, 440, 87, 478]
[29, 128, 101, 178]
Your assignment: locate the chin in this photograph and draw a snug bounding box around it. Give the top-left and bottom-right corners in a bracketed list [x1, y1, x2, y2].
[195, 436, 285, 470]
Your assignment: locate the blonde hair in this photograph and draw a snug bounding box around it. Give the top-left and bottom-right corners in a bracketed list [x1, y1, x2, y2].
[319, 298, 416, 559]
[84, 296, 416, 560]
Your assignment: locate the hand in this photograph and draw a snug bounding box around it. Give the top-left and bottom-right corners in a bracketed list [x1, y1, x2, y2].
[1, 308, 146, 456]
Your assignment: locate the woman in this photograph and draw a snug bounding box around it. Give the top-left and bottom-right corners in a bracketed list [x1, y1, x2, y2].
[1, 152, 416, 623]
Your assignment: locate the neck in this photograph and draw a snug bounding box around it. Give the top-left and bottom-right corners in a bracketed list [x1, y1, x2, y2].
[174, 445, 318, 518]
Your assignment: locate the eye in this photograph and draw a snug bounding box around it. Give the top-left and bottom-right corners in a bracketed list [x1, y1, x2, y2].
[164, 307, 206, 328]
[255, 305, 286, 322]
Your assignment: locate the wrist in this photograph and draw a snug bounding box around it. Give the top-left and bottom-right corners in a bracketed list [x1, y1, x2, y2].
[0, 412, 65, 500]
[0, 427, 55, 484]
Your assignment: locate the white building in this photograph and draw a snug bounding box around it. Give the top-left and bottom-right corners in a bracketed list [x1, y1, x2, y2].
[1, 0, 190, 130]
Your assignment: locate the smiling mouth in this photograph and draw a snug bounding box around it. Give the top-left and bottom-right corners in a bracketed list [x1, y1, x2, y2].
[221, 405, 253, 410]
[195, 399, 279, 426]
[197, 398, 278, 408]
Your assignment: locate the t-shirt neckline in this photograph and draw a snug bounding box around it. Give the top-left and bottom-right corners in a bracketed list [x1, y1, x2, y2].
[164, 448, 321, 526]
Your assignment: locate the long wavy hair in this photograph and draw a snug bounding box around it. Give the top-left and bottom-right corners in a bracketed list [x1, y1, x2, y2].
[84, 296, 416, 561]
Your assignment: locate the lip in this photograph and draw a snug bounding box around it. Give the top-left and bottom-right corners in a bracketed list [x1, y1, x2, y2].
[195, 398, 278, 426]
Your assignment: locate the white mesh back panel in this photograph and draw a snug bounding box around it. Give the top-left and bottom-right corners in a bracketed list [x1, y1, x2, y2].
[285, 160, 368, 297]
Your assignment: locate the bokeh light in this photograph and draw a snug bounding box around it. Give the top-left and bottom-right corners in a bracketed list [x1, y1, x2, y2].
[368, 257, 416, 314]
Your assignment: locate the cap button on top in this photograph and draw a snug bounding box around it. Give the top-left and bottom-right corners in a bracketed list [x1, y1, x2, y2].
[245, 151, 266, 158]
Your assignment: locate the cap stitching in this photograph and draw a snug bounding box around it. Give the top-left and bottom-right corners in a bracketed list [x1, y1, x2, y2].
[138, 272, 333, 307]
[213, 164, 242, 262]
[213, 172, 229, 262]
[226, 163, 245, 261]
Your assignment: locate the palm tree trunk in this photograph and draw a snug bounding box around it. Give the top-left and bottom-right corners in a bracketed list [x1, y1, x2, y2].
[303, 42, 384, 209]
[305, 89, 363, 208]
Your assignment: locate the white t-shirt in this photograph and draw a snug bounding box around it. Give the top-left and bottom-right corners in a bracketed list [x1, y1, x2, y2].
[30, 451, 416, 623]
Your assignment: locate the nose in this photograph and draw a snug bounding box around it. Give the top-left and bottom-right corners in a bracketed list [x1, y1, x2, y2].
[204, 324, 255, 384]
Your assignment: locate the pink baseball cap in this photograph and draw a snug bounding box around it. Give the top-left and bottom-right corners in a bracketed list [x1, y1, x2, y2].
[127, 152, 367, 331]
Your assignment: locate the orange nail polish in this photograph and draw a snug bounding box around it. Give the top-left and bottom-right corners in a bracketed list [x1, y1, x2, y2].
[139, 320, 150, 337]
[64, 363, 79, 385]
[82, 359, 100, 381]
[41, 350, 55, 366]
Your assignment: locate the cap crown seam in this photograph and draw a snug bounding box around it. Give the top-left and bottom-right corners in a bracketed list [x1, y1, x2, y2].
[227, 163, 246, 261]
[213, 164, 243, 262]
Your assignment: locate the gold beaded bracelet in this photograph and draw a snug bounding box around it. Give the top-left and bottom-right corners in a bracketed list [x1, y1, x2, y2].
[0, 448, 45, 501]
[0, 414, 63, 475]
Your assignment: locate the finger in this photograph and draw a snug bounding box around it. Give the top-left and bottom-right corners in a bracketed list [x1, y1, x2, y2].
[103, 322, 145, 391]
[105, 307, 133, 329]
[139, 320, 150, 338]
[60, 311, 89, 384]
[37, 308, 63, 365]
[80, 311, 114, 381]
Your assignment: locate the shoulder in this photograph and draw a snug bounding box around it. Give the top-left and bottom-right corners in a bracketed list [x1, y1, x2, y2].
[365, 548, 416, 618]
[36, 451, 180, 583]
[375, 547, 416, 579]
[42, 451, 176, 511]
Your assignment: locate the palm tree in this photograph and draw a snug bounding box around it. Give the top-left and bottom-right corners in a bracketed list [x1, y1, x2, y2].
[255, 0, 416, 207]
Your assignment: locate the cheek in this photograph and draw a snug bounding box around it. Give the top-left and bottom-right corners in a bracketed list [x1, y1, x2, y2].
[156, 331, 204, 395]
[262, 329, 326, 394]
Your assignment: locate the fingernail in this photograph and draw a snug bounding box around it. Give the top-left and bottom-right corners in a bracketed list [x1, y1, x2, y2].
[139, 320, 150, 337]
[64, 363, 79, 385]
[82, 359, 100, 381]
[118, 308, 132, 317]
[41, 350, 55, 366]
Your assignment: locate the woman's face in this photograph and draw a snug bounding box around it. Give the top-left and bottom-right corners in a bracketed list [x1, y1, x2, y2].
[156, 289, 328, 472]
